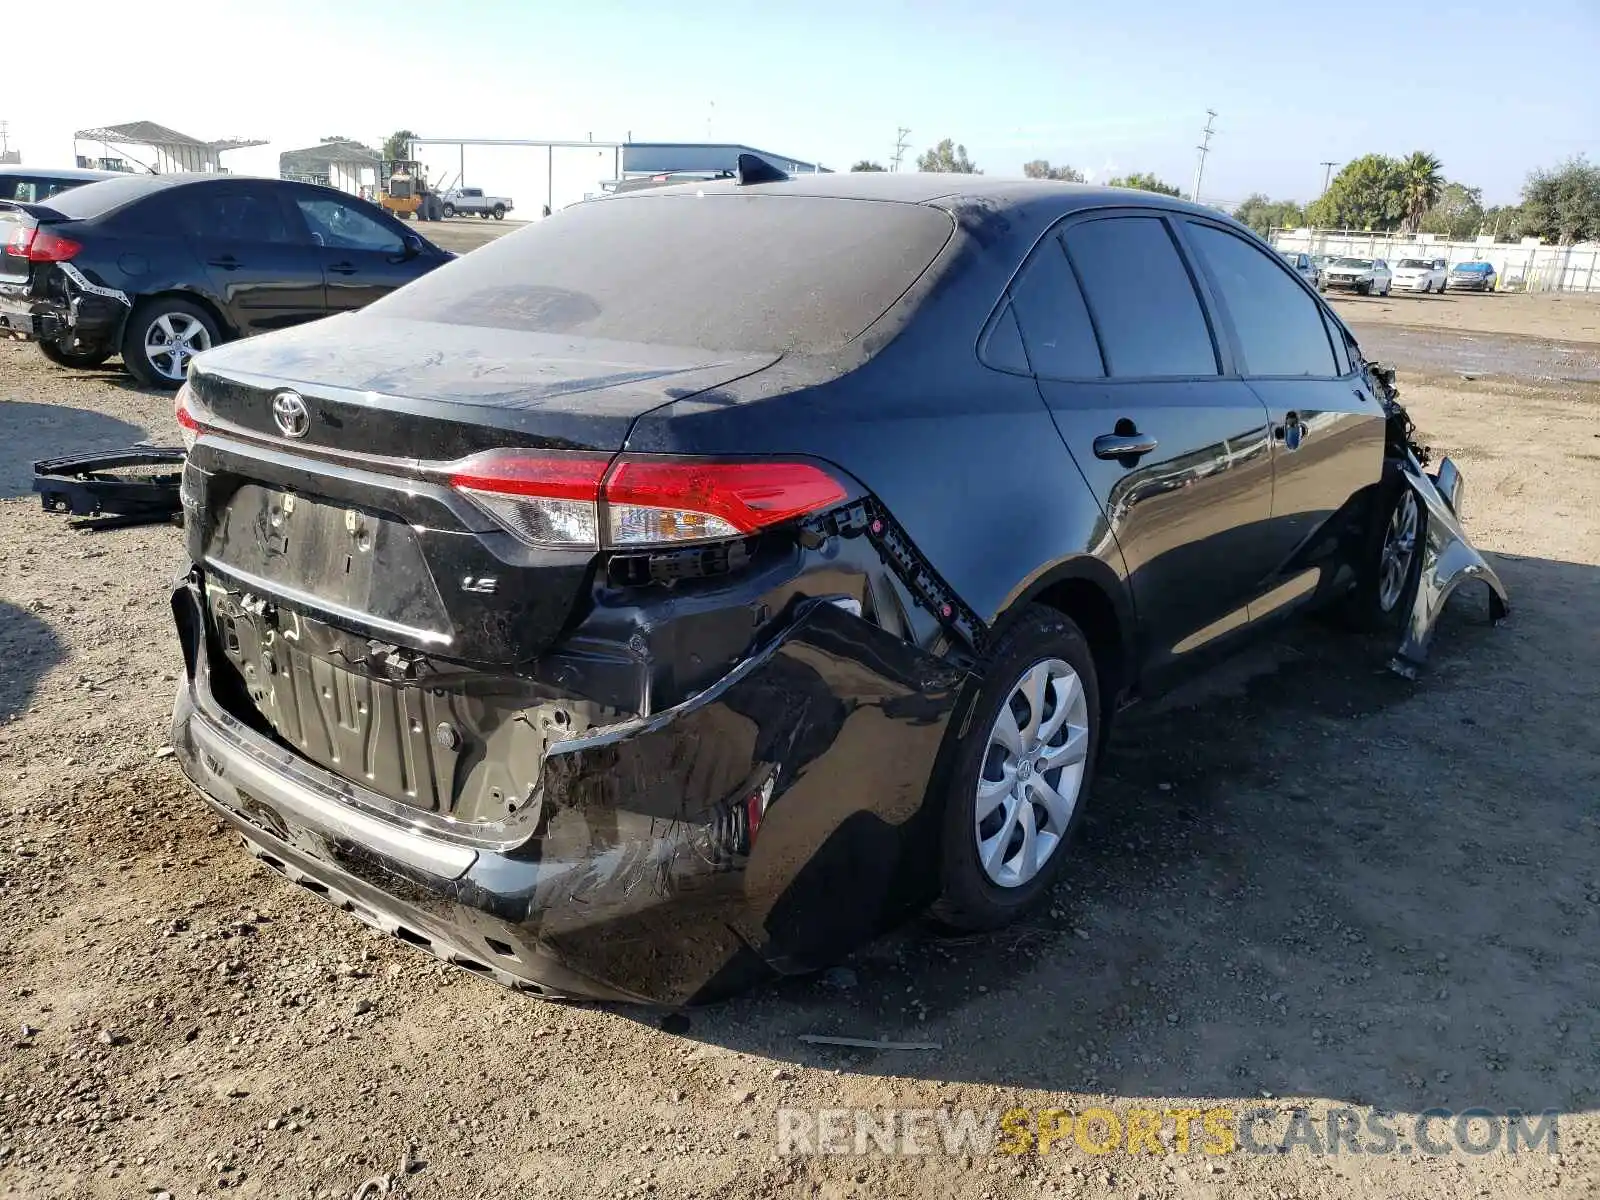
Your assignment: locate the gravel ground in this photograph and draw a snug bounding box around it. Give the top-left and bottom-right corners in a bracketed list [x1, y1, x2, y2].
[1, 287, 1597, 1199]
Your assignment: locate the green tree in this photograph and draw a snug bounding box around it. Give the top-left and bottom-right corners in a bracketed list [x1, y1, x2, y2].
[1106, 172, 1181, 197]
[1399, 151, 1445, 232]
[1305, 154, 1405, 230]
[1023, 159, 1085, 182]
[1481, 203, 1526, 241]
[917, 139, 980, 173]
[381, 129, 419, 162]
[320, 135, 354, 144]
[1418, 182, 1485, 240]
[850, 160, 886, 172]
[1232, 193, 1307, 237]
[1520, 156, 1600, 244]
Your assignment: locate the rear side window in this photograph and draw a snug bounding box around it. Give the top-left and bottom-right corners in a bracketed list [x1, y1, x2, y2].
[1008, 238, 1105, 378]
[177, 190, 290, 242]
[369, 193, 955, 354]
[1063, 216, 1218, 377]
[1185, 223, 1337, 377]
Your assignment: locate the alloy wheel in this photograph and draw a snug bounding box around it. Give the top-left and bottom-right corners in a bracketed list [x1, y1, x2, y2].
[974, 658, 1091, 888]
[143, 312, 211, 382]
[1378, 490, 1420, 612]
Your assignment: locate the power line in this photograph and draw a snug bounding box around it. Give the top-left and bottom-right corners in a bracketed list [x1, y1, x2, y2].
[891, 127, 911, 173]
[1190, 109, 1217, 202]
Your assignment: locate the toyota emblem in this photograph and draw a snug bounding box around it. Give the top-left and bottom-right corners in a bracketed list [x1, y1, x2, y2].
[271, 391, 311, 439]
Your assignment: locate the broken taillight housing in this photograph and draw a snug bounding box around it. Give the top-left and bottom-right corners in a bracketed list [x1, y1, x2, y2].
[5, 226, 81, 262]
[445, 450, 849, 550]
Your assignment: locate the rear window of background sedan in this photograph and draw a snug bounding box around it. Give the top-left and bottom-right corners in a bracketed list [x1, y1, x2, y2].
[367, 194, 956, 354]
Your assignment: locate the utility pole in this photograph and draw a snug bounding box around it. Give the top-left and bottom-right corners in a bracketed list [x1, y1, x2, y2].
[891, 126, 911, 173]
[1190, 109, 1217, 202]
[1320, 160, 1337, 194]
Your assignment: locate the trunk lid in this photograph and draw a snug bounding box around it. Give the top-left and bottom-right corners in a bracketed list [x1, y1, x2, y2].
[0, 204, 41, 283]
[186, 313, 778, 665]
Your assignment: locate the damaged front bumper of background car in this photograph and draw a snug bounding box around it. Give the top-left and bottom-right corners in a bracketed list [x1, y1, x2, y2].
[169, 529, 974, 1007]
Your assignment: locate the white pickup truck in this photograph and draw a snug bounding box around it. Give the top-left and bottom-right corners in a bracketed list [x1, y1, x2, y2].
[440, 187, 513, 220]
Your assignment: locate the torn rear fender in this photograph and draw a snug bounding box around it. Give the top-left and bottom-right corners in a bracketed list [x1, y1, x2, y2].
[1390, 451, 1509, 678]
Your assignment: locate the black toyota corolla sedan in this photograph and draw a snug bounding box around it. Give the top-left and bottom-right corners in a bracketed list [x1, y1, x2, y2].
[0, 173, 450, 388]
[166, 172, 1507, 1005]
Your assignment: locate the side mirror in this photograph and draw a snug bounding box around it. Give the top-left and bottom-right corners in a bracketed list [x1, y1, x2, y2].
[401, 232, 425, 259]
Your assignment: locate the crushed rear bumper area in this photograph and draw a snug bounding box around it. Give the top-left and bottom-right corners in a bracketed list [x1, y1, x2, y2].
[170, 574, 967, 1006]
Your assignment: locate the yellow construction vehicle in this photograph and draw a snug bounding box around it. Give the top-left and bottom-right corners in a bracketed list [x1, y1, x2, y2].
[378, 160, 443, 221]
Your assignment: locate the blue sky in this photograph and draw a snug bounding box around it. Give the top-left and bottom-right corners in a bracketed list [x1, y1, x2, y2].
[10, 0, 1597, 206]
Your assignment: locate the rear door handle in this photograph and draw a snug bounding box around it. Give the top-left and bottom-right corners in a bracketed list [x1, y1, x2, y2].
[206, 256, 240, 270]
[327, 261, 358, 275]
[1093, 431, 1159, 461]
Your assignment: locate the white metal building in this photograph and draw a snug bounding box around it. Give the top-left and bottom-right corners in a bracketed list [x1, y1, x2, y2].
[72, 121, 266, 175]
[278, 140, 381, 195]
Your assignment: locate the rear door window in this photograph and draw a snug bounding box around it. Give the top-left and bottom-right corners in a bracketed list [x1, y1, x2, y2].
[1007, 237, 1105, 378]
[177, 189, 291, 242]
[1062, 216, 1219, 377]
[1184, 222, 1338, 377]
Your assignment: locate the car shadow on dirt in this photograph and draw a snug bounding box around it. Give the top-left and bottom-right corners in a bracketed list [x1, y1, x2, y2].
[0, 600, 66, 721]
[641, 554, 1597, 1118]
[0, 400, 150, 500]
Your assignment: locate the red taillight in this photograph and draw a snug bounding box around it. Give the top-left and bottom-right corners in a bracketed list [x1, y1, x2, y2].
[174, 383, 205, 451]
[445, 450, 848, 549]
[447, 451, 610, 548]
[604, 459, 847, 545]
[6, 227, 80, 262]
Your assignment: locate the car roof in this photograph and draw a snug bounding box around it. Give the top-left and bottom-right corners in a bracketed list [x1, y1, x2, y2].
[0, 164, 118, 182]
[616, 170, 1227, 220]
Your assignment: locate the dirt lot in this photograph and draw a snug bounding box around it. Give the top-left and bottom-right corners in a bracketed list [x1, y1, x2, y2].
[1, 277, 1597, 1199]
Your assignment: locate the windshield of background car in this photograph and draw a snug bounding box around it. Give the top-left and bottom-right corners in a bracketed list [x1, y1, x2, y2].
[368, 193, 956, 354]
[1334, 258, 1373, 268]
[1455, 262, 1489, 271]
[1397, 259, 1430, 269]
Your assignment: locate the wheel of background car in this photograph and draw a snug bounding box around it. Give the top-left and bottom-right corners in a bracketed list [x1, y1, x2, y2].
[121, 297, 219, 391]
[442, 203, 455, 218]
[38, 339, 111, 370]
[477, 211, 489, 220]
[1345, 471, 1427, 633]
[931, 605, 1100, 932]
[492, 204, 506, 220]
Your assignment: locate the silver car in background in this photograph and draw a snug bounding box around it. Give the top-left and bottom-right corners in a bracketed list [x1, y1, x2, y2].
[1279, 249, 1323, 290]
[1323, 257, 1393, 296]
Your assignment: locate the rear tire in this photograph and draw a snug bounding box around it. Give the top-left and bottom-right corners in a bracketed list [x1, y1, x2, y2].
[38, 339, 111, 370]
[121, 297, 220, 391]
[931, 606, 1101, 932]
[1346, 471, 1426, 633]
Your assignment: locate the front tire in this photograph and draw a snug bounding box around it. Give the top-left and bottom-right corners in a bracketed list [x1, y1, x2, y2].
[492, 204, 506, 220]
[441, 203, 456, 218]
[121, 297, 219, 391]
[1346, 471, 1426, 633]
[932, 606, 1101, 932]
[38, 339, 111, 370]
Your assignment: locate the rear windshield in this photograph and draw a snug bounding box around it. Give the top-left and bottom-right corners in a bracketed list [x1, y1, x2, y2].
[368, 193, 955, 353]
[1333, 258, 1373, 268]
[39, 175, 169, 218]
[1397, 258, 1430, 268]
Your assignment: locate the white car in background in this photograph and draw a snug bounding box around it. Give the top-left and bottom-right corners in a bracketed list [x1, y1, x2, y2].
[1279, 249, 1323, 290]
[1322, 257, 1393, 296]
[1392, 257, 1448, 294]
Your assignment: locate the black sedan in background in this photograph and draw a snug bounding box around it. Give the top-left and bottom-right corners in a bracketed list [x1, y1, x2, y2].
[0, 163, 117, 203]
[0, 174, 451, 387]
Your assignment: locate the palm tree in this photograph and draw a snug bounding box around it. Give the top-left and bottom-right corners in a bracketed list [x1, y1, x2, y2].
[1400, 151, 1444, 233]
